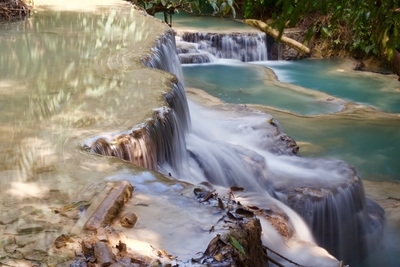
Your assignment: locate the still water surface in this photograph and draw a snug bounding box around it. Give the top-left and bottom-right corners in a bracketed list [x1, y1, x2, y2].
[255, 59, 400, 113]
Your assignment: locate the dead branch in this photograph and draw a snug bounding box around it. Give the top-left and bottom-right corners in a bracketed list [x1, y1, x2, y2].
[244, 19, 311, 55]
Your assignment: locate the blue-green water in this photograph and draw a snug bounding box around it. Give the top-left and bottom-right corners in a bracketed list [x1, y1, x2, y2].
[183, 61, 341, 115]
[156, 12, 253, 30]
[254, 59, 400, 113]
[183, 58, 400, 267]
[183, 59, 400, 182]
[270, 111, 400, 182]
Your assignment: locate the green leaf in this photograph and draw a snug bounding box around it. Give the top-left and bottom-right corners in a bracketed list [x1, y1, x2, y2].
[220, 2, 228, 15]
[230, 235, 246, 255]
[365, 45, 374, 54]
[321, 26, 332, 37]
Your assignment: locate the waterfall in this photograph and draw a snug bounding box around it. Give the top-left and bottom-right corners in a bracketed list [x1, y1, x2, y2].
[85, 24, 385, 265]
[86, 29, 190, 177]
[270, 159, 385, 264]
[176, 31, 269, 62]
[142, 30, 191, 132]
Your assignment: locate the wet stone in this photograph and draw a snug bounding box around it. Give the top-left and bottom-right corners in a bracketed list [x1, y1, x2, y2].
[0, 232, 14, 247]
[4, 244, 19, 253]
[54, 234, 73, 249]
[23, 249, 47, 261]
[15, 233, 40, 247]
[0, 258, 34, 267]
[120, 212, 138, 228]
[4, 224, 19, 235]
[17, 223, 44, 235]
[0, 206, 37, 224]
[0, 249, 8, 260]
[15, 232, 58, 248]
[7, 249, 24, 260]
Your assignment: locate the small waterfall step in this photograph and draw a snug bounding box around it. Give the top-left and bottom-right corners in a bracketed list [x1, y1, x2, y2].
[176, 31, 271, 62]
[176, 39, 217, 64]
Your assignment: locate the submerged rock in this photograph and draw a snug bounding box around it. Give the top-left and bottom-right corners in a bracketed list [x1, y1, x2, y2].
[120, 212, 138, 228]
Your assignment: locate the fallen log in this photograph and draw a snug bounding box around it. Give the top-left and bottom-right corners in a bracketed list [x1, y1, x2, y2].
[244, 19, 310, 55]
[83, 181, 134, 232]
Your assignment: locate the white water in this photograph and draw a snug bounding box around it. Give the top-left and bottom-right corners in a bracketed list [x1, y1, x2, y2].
[159, 32, 384, 265]
[159, 99, 347, 266]
[77, 7, 383, 265]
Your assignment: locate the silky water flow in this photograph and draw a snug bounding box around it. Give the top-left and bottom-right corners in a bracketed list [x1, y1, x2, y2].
[0, 2, 386, 266]
[88, 22, 385, 266]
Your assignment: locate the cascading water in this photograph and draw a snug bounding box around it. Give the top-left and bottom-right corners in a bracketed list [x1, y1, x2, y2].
[86, 29, 191, 178]
[85, 11, 385, 266]
[176, 31, 269, 62]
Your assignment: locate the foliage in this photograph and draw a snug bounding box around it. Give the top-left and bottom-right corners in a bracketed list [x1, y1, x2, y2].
[229, 235, 246, 255]
[128, 0, 237, 20]
[243, 0, 279, 20]
[266, 0, 399, 60]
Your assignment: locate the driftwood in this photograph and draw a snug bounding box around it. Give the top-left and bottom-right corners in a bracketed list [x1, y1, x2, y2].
[84, 181, 134, 231]
[244, 19, 310, 55]
[94, 241, 113, 267]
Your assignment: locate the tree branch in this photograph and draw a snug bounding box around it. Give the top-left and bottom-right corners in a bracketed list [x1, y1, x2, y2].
[244, 19, 310, 55]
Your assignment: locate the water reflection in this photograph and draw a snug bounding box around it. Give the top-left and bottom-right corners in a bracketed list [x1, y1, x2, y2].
[0, 6, 173, 175]
[0, 2, 191, 265]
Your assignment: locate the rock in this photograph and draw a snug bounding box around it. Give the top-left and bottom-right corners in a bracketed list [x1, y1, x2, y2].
[81, 240, 93, 257]
[0, 258, 33, 267]
[0, 249, 8, 259]
[23, 249, 47, 261]
[7, 250, 24, 260]
[120, 212, 138, 228]
[4, 244, 18, 253]
[0, 206, 37, 224]
[54, 234, 73, 249]
[15, 232, 59, 248]
[0, 233, 14, 247]
[17, 223, 44, 235]
[353, 61, 365, 71]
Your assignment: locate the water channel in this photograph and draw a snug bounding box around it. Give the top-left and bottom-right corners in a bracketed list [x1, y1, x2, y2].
[0, 1, 399, 267]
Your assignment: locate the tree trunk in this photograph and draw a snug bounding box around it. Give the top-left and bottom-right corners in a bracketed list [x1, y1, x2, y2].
[244, 19, 310, 55]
